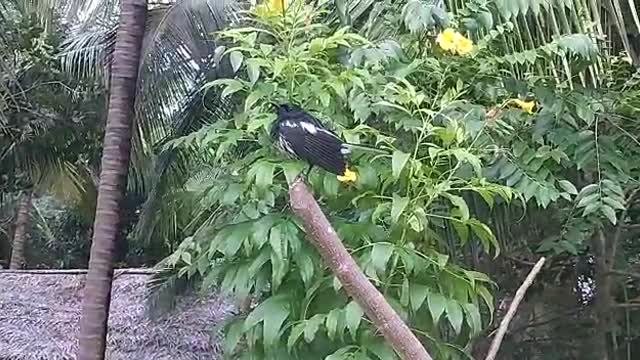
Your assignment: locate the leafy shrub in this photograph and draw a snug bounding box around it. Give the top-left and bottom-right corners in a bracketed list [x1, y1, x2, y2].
[160, 1, 521, 358]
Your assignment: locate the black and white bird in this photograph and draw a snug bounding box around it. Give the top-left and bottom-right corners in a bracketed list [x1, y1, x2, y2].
[271, 103, 357, 182]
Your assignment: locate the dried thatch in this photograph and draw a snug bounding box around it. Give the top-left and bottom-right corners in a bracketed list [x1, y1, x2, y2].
[0, 269, 234, 360]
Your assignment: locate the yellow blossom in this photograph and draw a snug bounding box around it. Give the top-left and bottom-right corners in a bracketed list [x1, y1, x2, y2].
[436, 28, 458, 53]
[507, 99, 536, 114]
[436, 28, 474, 56]
[454, 35, 474, 56]
[270, 0, 286, 13]
[254, 0, 287, 17]
[337, 168, 357, 183]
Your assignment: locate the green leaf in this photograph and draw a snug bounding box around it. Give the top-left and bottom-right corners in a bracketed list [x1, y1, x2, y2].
[247, 59, 261, 85]
[408, 215, 422, 232]
[295, 251, 315, 286]
[181, 252, 192, 265]
[304, 314, 324, 343]
[463, 303, 482, 336]
[446, 300, 464, 334]
[453, 221, 469, 245]
[224, 320, 244, 354]
[366, 340, 398, 360]
[578, 184, 599, 197]
[443, 193, 470, 221]
[427, 292, 446, 324]
[558, 180, 578, 195]
[409, 283, 429, 312]
[345, 301, 363, 339]
[326, 347, 352, 360]
[221, 80, 244, 99]
[392, 150, 410, 179]
[391, 194, 410, 223]
[371, 243, 393, 273]
[269, 223, 284, 259]
[601, 205, 617, 225]
[252, 216, 275, 248]
[221, 225, 249, 257]
[222, 183, 243, 205]
[463, 270, 493, 285]
[271, 250, 288, 290]
[400, 278, 410, 306]
[333, 276, 343, 291]
[323, 174, 339, 198]
[244, 90, 265, 113]
[478, 285, 495, 319]
[281, 162, 305, 184]
[325, 309, 341, 340]
[287, 322, 305, 350]
[230, 51, 244, 72]
[603, 197, 625, 211]
[469, 219, 500, 256]
[254, 161, 275, 189]
[244, 295, 290, 345]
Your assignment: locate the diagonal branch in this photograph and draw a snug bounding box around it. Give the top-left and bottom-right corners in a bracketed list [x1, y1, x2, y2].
[288, 178, 432, 360]
[485, 257, 546, 360]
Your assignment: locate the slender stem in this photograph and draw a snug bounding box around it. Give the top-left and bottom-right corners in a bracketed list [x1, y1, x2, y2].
[484, 257, 546, 360]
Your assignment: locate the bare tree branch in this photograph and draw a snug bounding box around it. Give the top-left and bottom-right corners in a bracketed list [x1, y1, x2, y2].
[608, 269, 640, 280]
[485, 257, 546, 360]
[288, 178, 432, 360]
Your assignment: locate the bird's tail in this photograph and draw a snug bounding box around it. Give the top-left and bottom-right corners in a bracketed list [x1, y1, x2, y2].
[345, 143, 388, 154]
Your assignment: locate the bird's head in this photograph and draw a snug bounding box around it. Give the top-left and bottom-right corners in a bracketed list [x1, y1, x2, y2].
[270, 102, 298, 138]
[270, 102, 295, 116]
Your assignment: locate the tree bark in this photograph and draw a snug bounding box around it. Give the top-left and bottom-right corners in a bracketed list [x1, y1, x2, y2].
[9, 191, 32, 270]
[76, 0, 147, 359]
[289, 179, 432, 360]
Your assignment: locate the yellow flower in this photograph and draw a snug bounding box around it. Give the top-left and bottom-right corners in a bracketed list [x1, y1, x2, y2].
[436, 28, 474, 56]
[454, 35, 474, 56]
[507, 99, 536, 114]
[254, 0, 287, 17]
[337, 168, 357, 183]
[436, 28, 458, 53]
[270, 0, 286, 13]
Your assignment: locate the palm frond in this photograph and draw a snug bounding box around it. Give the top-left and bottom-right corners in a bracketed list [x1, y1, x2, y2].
[59, 27, 115, 86]
[59, 0, 242, 197]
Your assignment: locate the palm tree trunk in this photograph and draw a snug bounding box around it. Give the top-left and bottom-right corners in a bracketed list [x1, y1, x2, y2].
[76, 0, 147, 359]
[9, 191, 32, 269]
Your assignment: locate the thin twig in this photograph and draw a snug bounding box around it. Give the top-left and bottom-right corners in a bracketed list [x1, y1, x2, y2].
[609, 270, 640, 280]
[484, 257, 546, 360]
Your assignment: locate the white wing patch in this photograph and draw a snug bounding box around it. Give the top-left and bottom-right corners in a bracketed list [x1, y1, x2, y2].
[278, 135, 297, 159]
[300, 121, 318, 134]
[284, 120, 298, 128]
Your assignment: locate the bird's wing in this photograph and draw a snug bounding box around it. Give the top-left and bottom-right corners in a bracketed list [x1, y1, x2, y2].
[278, 120, 347, 175]
[289, 109, 341, 138]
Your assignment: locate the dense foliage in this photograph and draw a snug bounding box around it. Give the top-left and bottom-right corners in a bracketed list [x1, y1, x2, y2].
[156, 1, 640, 359]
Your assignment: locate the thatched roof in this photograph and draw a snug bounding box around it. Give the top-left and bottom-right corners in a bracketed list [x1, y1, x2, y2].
[0, 269, 234, 360]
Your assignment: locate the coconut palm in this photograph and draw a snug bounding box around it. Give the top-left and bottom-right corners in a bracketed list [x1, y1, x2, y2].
[75, 0, 148, 355]
[61, 1, 241, 358]
[1, 0, 104, 269]
[58, 0, 240, 256]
